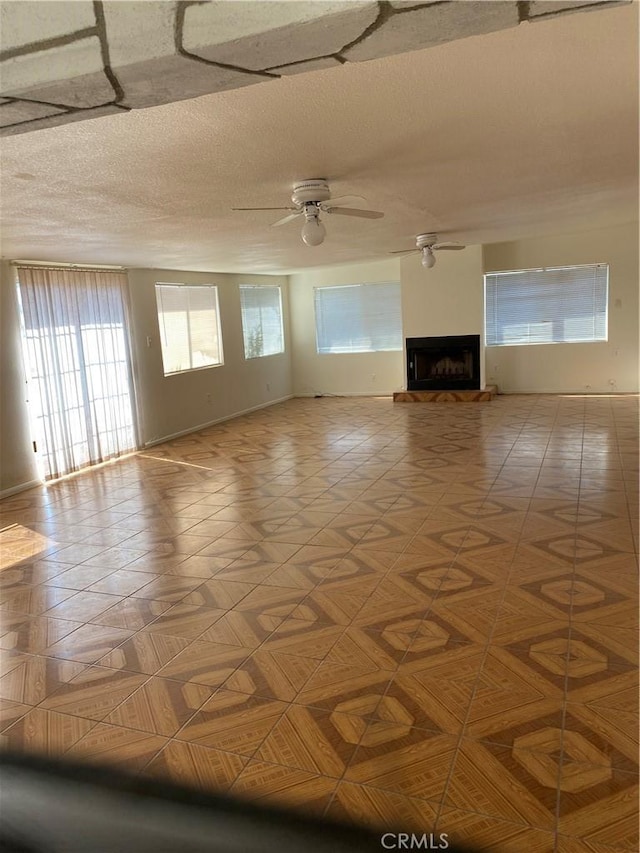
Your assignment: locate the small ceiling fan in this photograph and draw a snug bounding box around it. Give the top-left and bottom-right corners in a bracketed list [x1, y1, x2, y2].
[391, 233, 466, 268]
[233, 179, 384, 246]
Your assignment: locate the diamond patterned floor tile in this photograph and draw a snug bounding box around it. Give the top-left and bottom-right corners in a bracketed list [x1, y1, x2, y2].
[224, 649, 318, 701]
[176, 689, 287, 756]
[66, 722, 168, 773]
[142, 603, 225, 638]
[296, 661, 392, 716]
[97, 632, 189, 675]
[231, 760, 337, 815]
[40, 665, 147, 721]
[445, 738, 557, 830]
[0, 583, 77, 616]
[261, 618, 343, 660]
[144, 740, 247, 792]
[1, 394, 637, 843]
[344, 725, 458, 801]
[156, 640, 249, 687]
[105, 676, 212, 736]
[0, 614, 83, 654]
[0, 654, 86, 704]
[255, 704, 359, 778]
[437, 807, 556, 852]
[90, 597, 172, 630]
[326, 781, 438, 831]
[1, 707, 96, 756]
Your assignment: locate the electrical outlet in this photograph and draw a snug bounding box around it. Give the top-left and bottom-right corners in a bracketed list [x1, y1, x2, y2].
[266, 382, 271, 392]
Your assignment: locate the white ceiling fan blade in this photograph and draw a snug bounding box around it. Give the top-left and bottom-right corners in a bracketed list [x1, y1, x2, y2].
[325, 207, 384, 219]
[389, 249, 419, 255]
[233, 206, 297, 211]
[324, 194, 367, 207]
[434, 244, 466, 251]
[271, 211, 303, 227]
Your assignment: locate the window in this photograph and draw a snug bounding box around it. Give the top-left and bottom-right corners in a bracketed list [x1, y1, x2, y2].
[155, 284, 223, 375]
[314, 282, 402, 354]
[484, 264, 608, 347]
[17, 265, 139, 480]
[239, 284, 285, 359]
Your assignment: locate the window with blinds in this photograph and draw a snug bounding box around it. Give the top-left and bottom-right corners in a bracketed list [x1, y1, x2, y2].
[314, 282, 402, 354]
[239, 284, 285, 359]
[155, 284, 223, 375]
[484, 264, 608, 347]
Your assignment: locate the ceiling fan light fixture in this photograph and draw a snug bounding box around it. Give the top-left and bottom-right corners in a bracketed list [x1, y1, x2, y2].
[301, 216, 326, 246]
[421, 247, 436, 268]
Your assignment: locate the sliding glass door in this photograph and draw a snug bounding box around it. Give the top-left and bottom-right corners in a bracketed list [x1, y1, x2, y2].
[16, 266, 139, 480]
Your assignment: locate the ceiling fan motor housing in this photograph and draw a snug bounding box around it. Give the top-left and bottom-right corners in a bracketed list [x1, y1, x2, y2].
[291, 179, 330, 206]
[415, 233, 438, 250]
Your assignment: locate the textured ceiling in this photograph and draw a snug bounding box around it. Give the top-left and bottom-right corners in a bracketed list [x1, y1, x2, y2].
[1, 3, 637, 274]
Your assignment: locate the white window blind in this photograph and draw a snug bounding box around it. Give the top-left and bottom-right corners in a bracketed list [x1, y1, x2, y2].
[484, 264, 608, 347]
[155, 284, 223, 375]
[239, 284, 285, 359]
[314, 282, 402, 354]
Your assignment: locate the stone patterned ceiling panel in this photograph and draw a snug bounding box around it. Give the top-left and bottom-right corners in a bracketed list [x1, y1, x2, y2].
[0, 0, 631, 136]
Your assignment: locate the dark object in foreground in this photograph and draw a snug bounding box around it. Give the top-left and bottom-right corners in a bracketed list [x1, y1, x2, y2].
[0, 752, 477, 853]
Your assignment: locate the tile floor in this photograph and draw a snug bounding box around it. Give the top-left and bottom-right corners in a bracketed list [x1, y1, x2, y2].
[0, 395, 637, 852]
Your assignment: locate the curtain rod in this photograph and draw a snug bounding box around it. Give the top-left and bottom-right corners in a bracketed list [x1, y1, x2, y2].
[11, 260, 125, 271]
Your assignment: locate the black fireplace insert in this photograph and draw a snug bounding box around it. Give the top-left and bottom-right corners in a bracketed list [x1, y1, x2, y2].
[406, 334, 481, 391]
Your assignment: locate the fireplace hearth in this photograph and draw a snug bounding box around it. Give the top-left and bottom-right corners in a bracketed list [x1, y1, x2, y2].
[406, 334, 481, 391]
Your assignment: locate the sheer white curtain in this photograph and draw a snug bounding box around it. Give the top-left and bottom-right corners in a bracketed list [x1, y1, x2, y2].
[17, 266, 139, 480]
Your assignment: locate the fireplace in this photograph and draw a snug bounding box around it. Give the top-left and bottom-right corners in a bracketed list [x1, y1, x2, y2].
[406, 335, 481, 391]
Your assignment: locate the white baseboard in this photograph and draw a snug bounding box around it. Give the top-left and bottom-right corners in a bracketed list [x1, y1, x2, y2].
[294, 391, 396, 398]
[0, 479, 43, 500]
[493, 389, 638, 395]
[144, 395, 294, 448]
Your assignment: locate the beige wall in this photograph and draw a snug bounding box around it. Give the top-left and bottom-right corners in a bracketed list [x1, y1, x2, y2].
[289, 259, 404, 396]
[483, 222, 639, 393]
[128, 268, 292, 444]
[2, 221, 636, 494]
[400, 245, 486, 388]
[0, 264, 293, 495]
[289, 248, 487, 396]
[0, 261, 39, 495]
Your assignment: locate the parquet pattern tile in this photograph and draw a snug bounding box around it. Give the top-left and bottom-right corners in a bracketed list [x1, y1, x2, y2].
[1, 707, 95, 755]
[176, 689, 287, 756]
[256, 704, 359, 777]
[0, 654, 85, 704]
[40, 666, 147, 720]
[327, 781, 438, 830]
[231, 759, 337, 815]
[105, 676, 212, 736]
[145, 740, 247, 791]
[1, 394, 637, 850]
[0, 698, 31, 731]
[97, 632, 190, 675]
[223, 649, 318, 700]
[67, 722, 168, 772]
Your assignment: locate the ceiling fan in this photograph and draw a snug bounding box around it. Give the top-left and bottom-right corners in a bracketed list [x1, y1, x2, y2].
[391, 233, 466, 268]
[232, 179, 384, 246]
